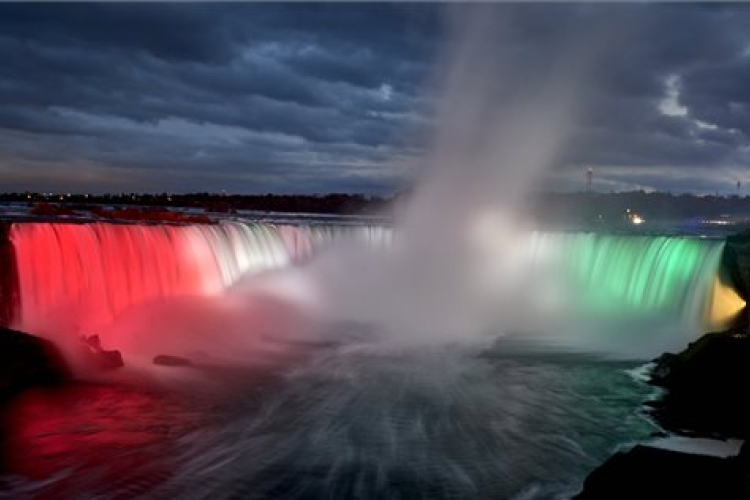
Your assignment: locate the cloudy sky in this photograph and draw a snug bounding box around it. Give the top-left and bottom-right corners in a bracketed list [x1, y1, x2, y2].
[0, 3, 749, 195]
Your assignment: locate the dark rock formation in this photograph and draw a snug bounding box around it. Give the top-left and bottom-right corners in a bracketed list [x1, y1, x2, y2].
[84, 348, 124, 371]
[575, 445, 748, 499]
[0, 223, 18, 327]
[0, 327, 69, 401]
[648, 331, 750, 438]
[80, 334, 124, 371]
[153, 354, 192, 367]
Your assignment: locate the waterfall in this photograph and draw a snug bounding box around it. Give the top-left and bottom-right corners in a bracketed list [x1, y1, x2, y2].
[8, 222, 388, 336]
[4, 221, 740, 345]
[523, 232, 736, 336]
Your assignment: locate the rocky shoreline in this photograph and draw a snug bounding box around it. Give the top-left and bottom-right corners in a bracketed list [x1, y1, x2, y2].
[576, 330, 750, 498]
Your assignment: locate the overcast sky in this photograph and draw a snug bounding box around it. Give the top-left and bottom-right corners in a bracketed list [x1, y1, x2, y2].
[1, 3, 750, 195]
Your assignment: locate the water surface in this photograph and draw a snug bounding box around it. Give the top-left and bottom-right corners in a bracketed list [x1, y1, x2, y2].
[2, 337, 657, 499]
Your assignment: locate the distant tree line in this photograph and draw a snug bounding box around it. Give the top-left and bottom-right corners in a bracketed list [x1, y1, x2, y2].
[3, 190, 750, 220]
[534, 191, 750, 223]
[0, 192, 398, 216]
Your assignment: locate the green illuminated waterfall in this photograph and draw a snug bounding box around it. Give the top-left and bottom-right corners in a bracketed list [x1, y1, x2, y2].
[525, 233, 734, 334]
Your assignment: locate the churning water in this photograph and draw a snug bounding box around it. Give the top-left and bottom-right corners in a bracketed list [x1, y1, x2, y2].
[2, 335, 657, 500]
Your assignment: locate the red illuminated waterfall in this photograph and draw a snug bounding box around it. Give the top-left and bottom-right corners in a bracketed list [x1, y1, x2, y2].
[10, 222, 295, 335]
[8, 221, 391, 338]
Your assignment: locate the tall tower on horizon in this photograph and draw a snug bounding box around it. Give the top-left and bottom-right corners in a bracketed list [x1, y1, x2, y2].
[586, 168, 593, 193]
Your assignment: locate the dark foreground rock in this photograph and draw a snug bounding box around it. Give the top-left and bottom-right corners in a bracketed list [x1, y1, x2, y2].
[0, 326, 69, 401]
[649, 331, 750, 438]
[575, 445, 749, 499]
[153, 354, 193, 367]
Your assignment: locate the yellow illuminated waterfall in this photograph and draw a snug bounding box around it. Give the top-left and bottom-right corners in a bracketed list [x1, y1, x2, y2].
[705, 275, 746, 331]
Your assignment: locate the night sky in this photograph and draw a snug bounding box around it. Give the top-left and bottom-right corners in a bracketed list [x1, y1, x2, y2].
[1, 3, 750, 195]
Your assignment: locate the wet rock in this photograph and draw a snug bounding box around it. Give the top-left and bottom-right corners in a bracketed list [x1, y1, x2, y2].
[648, 352, 677, 385]
[0, 327, 69, 400]
[153, 355, 192, 367]
[575, 445, 748, 499]
[81, 334, 124, 371]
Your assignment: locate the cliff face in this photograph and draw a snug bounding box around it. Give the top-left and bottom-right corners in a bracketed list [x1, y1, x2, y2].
[649, 332, 750, 438]
[0, 223, 17, 327]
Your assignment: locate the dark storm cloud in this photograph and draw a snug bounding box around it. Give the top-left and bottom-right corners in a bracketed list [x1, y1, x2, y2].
[0, 3, 436, 193]
[539, 4, 750, 193]
[0, 3, 750, 194]
[0, 4, 243, 63]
